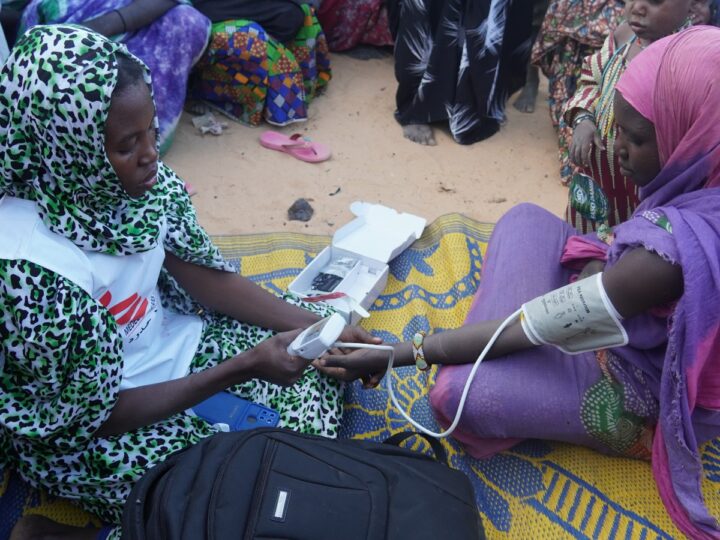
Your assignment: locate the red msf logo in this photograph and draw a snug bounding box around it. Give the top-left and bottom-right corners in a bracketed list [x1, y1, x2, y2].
[99, 291, 149, 325]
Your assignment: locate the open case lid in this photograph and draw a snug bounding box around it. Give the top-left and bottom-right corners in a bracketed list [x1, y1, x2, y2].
[331, 202, 426, 263]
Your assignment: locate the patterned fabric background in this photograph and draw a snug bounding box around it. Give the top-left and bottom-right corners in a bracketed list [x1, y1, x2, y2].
[1, 213, 718, 538]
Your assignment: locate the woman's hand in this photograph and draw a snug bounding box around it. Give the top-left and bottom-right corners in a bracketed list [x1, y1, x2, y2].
[336, 325, 383, 347]
[314, 347, 391, 388]
[317, 324, 385, 387]
[570, 119, 604, 167]
[241, 329, 314, 387]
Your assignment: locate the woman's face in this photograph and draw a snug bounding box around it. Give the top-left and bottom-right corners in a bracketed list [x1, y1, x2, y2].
[104, 82, 159, 199]
[614, 91, 661, 187]
[625, 0, 691, 43]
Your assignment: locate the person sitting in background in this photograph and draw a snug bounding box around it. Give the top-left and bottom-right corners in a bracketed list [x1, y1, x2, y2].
[389, 0, 535, 146]
[189, 0, 331, 127]
[319, 27, 720, 539]
[19, 0, 210, 153]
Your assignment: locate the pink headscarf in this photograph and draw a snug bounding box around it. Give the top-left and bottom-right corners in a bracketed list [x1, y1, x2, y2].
[616, 26, 720, 205]
[614, 26, 720, 539]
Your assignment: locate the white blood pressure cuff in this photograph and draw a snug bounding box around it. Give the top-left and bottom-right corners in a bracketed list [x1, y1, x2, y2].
[520, 273, 628, 355]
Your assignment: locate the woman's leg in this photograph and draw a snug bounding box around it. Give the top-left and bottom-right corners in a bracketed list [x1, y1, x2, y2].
[465, 202, 577, 323]
[430, 204, 606, 457]
[431, 346, 604, 458]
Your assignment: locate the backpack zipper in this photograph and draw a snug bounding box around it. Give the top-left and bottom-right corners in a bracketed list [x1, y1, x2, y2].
[206, 432, 266, 539]
[242, 438, 278, 540]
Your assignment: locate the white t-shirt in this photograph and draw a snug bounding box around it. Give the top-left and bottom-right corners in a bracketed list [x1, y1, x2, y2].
[0, 195, 202, 389]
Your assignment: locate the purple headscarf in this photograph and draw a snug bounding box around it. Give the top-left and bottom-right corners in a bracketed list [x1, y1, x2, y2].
[613, 26, 720, 539]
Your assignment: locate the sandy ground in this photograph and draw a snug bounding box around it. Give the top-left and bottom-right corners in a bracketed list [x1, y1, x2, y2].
[164, 53, 568, 236]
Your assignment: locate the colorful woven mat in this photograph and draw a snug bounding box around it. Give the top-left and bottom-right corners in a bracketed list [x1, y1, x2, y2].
[2, 213, 718, 538]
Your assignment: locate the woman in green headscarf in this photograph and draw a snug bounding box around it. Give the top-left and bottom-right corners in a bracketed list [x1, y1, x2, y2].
[0, 24, 375, 538]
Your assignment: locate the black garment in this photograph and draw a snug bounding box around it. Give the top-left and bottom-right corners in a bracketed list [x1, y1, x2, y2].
[1, 7, 24, 47]
[192, 0, 304, 43]
[392, 0, 534, 144]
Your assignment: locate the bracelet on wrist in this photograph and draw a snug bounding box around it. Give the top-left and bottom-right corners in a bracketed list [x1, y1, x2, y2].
[112, 9, 127, 33]
[412, 331, 431, 372]
[572, 112, 594, 129]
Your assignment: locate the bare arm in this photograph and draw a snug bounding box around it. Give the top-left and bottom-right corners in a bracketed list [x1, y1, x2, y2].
[317, 313, 536, 381]
[164, 251, 320, 331]
[601, 247, 683, 318]
[318, 247, 683, 379]
[83, 0, 177, 37]
[372, 318, 533, 368]
[95, 349, 255, 438]
[430, 247, 683, 365]
[95, 327, 309, 438]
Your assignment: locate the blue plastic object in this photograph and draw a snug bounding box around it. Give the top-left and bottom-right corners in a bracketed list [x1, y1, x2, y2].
[192, 392, 280, 431]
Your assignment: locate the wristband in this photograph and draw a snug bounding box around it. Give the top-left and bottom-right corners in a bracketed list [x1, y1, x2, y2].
[572, 112, 594, 129]
[113, 9, 127, 33]
[412, 331, 430, 371]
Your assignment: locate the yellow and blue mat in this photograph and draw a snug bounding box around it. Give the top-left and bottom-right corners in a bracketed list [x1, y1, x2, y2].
[1, 213, 718, 538]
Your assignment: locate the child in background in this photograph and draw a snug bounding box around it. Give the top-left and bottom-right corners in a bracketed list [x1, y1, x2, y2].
[563, 0, 692, 233]
[689, 0, 718, 23]
[531, 0, 624, 128]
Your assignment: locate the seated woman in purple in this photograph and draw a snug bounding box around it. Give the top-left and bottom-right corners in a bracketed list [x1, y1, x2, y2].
[321, 27, 720, 538]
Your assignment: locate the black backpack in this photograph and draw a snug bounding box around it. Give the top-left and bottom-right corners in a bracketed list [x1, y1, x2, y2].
[121, 428, 485, 539]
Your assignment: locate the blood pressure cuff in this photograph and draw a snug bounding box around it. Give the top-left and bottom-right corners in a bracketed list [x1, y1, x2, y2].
[520, 273, 628, 355]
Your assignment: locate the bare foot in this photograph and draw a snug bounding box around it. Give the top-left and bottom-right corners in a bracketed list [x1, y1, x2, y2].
[513, 65, 540, 114]
[402, 124, 436, 146]
[10, 516, 101, 540]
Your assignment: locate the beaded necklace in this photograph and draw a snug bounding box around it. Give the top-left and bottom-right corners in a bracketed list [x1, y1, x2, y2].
[596, 18, 692, 144]
[594, 35, 637, 170]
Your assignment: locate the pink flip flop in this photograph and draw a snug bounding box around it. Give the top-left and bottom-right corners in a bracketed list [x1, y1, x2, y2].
[184, 182, 198, 197]
[260, 131, 331, 163]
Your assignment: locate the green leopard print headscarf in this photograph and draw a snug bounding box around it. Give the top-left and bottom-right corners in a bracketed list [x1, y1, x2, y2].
[0, 25, 168, 255]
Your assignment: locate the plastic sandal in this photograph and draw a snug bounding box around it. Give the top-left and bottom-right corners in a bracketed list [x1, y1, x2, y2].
[259, 131, 331, 163]
[184, 182, 198, 197]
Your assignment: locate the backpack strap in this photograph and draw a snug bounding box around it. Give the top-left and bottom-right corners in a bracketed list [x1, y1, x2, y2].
[383, 431, 449, 466]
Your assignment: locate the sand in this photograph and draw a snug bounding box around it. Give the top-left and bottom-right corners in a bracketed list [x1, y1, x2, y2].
[164, 53, 568, 236]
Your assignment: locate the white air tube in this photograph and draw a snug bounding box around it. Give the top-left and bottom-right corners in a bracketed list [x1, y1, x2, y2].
[335, 308, 522, 439]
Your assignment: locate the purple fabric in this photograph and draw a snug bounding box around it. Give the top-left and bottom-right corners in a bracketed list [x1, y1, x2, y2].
[611, 27, 720, 538]
[431, 204, 610, 457]
[432, 25, 720, 539]
[608, 192, 720, 538]
[430, 204, 670, 461]
[20, 0, 211, 153]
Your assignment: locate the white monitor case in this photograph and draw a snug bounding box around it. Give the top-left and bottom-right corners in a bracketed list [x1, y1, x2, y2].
[288, 202, 426, 324]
